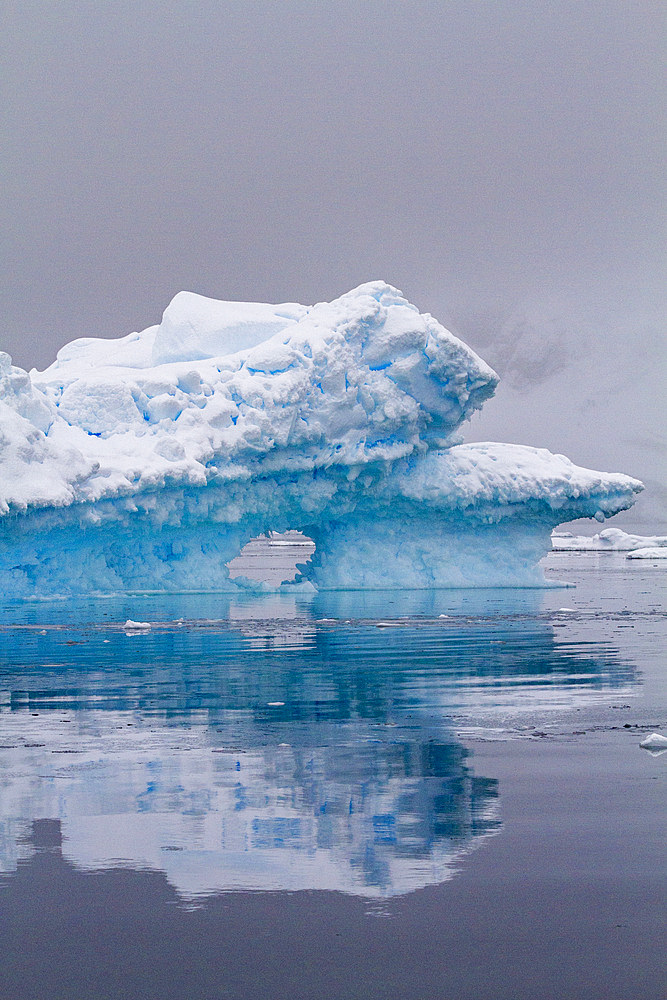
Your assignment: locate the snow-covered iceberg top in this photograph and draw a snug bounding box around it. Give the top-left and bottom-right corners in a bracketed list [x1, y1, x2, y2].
[0, 282, 643, 595]
[4, 281, 497, 514]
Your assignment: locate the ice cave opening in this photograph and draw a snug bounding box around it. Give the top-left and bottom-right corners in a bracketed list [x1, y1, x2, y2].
[226, 532, 316, 587]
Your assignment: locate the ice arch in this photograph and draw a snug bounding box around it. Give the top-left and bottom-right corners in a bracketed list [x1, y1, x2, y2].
[227, 532, 315, 588]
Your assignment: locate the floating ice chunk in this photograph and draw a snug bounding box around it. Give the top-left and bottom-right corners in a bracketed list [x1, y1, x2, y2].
[639, 733, 667, 755]
[627, 547, 667, 560]
[123, 620, 152, 631]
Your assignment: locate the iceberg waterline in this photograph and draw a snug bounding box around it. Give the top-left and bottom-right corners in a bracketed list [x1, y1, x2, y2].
[0, 281, 643, 595]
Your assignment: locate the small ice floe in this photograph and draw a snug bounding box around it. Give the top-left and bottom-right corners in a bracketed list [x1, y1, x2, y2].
[267, 701, 285, 707]
[627, 547, 667, 560]
[639, 733, 667, 756]
[280, 579, 317, 594]
[557, 608, 576, 613]
[123, 619, 152, 633]
[438, 614, 451, 619]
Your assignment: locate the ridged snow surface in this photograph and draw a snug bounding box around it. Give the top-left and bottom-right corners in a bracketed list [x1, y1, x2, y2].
[0, 282, 643, 594]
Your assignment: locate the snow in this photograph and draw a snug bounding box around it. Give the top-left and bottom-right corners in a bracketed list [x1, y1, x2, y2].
[552, 528, 667, 551]
[0, 282, 644, 595]
[151, 291, 307, 365]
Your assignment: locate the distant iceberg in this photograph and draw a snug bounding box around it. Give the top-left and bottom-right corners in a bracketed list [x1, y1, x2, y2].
[552, 528, 666, 552]
[0, 282, 642, 595]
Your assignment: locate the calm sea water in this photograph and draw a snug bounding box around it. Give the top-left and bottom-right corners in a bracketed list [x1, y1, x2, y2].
[0, 551, 664, 999]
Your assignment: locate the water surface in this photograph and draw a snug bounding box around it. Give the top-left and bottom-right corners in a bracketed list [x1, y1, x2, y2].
[0, 553, 664, 998]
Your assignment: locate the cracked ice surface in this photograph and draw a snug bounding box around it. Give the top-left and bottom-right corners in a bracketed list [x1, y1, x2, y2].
[0, 282, 643, 594]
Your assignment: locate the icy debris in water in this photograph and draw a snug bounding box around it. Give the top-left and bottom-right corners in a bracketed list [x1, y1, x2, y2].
[639, 733, 667, 755]
[557, 607, 576, 612]
[123, 619, 152, 631]
[438, 614, 451, 618]
[267, 701, 285, 707]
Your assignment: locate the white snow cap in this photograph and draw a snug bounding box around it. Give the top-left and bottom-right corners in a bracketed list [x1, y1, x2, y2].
[151, 291, 307, 365]
[7, 281, 499, 513]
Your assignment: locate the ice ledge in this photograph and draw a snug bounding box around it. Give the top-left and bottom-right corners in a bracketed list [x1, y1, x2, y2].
[0, 443, 642, 596]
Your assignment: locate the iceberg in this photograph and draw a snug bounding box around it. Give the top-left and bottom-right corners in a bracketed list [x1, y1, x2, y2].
[552, 528, 667, 552]
[0, 282, 643, 595]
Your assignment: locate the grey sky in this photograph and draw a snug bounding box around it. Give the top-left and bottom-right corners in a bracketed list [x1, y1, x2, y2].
[1, 0, 662, 361]
[1, 1, 665, 523]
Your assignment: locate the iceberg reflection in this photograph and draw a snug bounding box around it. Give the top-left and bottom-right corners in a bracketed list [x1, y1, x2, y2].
[0, 592, 636, 899]
[0, 720, 500, 898]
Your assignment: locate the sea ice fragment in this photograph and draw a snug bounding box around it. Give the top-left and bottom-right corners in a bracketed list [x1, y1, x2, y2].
[639, 733, 667, 755]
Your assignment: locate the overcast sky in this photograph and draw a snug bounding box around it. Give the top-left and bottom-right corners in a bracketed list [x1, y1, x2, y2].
[2, 0, 663, 368]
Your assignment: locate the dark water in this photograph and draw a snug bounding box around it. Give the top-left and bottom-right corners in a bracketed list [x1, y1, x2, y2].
[0, 553, 665, 999]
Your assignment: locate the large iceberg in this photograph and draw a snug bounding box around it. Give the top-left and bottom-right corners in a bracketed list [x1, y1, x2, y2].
[0, 282, 642, 595]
